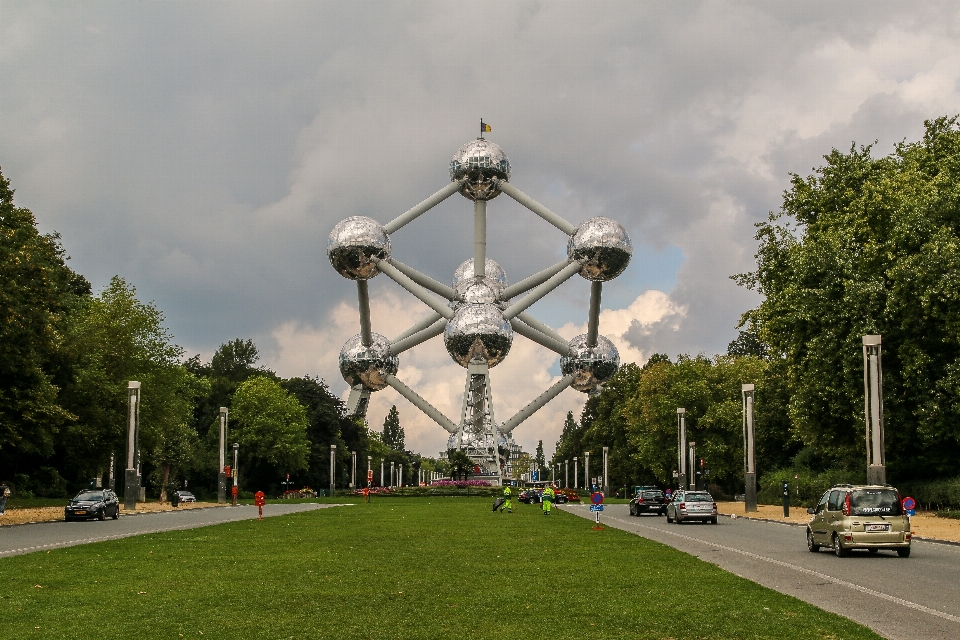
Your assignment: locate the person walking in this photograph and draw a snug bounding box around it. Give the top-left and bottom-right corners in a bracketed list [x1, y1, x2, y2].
[542, 484, 555, 515]
[254, 490, 266, 520]
[0, 483, 9, 516]
[500, 484, 513, 513]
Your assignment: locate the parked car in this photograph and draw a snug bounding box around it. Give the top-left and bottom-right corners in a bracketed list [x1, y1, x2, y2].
[806, 484, 911, 557]
[65, 490, 120, 521]
[665, 490, 717, 524]
[554, 489, 577, 503]
[629, 489, 667, 516]
[518, 489, 541, 504]
[175, 491, 197, 503]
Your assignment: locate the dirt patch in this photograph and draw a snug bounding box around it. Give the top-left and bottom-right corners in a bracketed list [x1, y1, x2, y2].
[717, 501, 960, 543]
[0, 501, 226, 526]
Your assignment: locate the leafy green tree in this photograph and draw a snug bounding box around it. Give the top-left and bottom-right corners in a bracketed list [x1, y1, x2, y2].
[447, 449, 474, 481]
[512, 453, 532, 480]
[231, 377, 310, 488]
[382, 405, 405, 451]
[736, 116, 960, 480]
[534, 440, 546, 470]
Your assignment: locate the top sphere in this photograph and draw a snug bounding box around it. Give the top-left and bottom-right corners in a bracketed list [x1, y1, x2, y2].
[567, 217, 633, 281]
[327, 216, 391, 280]
[450, 139, 511, 201]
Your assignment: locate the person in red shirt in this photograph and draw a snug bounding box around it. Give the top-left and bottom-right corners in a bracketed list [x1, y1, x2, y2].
[254, 490, 266, 520]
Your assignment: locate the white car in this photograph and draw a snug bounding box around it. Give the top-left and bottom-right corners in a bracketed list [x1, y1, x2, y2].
[175, 491, 197, 503]
[666, 490, 718, 524]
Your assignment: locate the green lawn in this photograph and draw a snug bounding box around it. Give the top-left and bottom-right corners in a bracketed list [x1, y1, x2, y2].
[0, 498, 880, 639]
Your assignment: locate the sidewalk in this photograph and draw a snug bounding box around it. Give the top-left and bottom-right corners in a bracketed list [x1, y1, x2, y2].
[716, 501, 960, 544]
[1, 501, 226, 526]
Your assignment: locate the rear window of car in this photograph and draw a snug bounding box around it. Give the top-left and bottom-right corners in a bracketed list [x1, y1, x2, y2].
[684, 493, 712, 502]
[641, 491, 663, 499]
[851, 489, 902, 516]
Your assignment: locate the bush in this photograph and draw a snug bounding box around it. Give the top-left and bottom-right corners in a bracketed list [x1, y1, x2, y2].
[897, 476, 960, 511]
[757, 468, 862, 508]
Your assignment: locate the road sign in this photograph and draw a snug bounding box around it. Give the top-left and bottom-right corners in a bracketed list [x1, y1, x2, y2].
[591, 492, 604, 505]
[902, 496, 916, 510]
[589, 504, 604, 512]
[367, 469, 374, 483]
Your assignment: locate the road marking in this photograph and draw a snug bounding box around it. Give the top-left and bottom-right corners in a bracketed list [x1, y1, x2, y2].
[565, 505, 960, 625]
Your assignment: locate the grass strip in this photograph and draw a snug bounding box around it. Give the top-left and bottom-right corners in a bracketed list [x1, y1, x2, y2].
[0, 498, 880, 639]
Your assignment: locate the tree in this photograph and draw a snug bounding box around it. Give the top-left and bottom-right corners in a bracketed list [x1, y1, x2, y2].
[447, 450, 474, 481]
[736, 116, 960, 480]
[535, 440, 546, 470]
[382, 405, 405, 451]
[512, 453, 532, 480]
[231, 377, 310, 488]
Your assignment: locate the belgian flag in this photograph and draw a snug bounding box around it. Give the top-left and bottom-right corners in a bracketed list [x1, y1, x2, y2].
[481, 120, 492, 133]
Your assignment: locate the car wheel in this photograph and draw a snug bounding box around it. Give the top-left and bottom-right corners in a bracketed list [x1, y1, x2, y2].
[98, 509, 105, 521]
[897, 547, 911, 558]
[807, 530, 820, 552]
[112, 507, 119, 520]
[666, 511, 673, 523]
[710, 517, 718, 524]
[833, 533, 848, 558]
[868, 548, 879, 554]
[676, 514, 684, 524]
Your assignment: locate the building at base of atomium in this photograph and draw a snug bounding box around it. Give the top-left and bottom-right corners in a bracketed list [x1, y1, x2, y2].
[328, 135, 631, 483]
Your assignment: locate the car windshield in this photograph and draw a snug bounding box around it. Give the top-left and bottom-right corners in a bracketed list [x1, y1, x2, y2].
[179, 492, 194, 497]
[684, 493, 712, 502]
[641, 491, 663, 499]
[850, 489, 902, 516]
[74, 492, 103, 501]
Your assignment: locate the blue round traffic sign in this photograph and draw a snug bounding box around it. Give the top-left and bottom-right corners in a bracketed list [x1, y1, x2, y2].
[902, 496, 916, 510]
[591, 492, 604, 505]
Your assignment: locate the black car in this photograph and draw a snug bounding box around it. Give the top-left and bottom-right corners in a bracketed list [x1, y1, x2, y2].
[518, 489, 541, 504]
[629, 489, 667, 516]
[65, 490, 120, 521]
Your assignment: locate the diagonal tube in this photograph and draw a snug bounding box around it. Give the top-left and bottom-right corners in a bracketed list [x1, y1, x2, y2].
[586, 281, 602, 348]
[357, 280, 373, 347]
[390, 318, 447, 355]
[501, 375, 575, 435]
[383, 180, 465, 234]
[510, 319, 570, 356]
[390, 311, 443, 344]
[375, 259, 454, 320]
[516, 311, 568, 346]
[388, 259, 456, 300]
[502, 261, 583, 320]
[385, 374, 458, 433]
[495, 180, 576, 235]
[501, 259, 576, 300]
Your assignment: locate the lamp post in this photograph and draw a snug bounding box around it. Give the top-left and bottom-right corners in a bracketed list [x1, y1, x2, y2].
[689, 442, 697, 491]
[565, 460, 569, 488]
[742, 384, 757, 512]
[863, 335, 886, 485]
[329, 444, 336, 497]
[584, 452, 591, 490]
[351, 451, 357, 488]
[677, 408, 687, 490]
[381, 460, 385, 487]
[217, 407, 228, 504]
[390, 461, 395, 487]
[574, 456, 579, 490]
[367, 455, 372, 488]
[124, 381, 141, 511]
[602, 446, 609, 496]
[232, 443, 239, 506]
[399, 464, 403, 489]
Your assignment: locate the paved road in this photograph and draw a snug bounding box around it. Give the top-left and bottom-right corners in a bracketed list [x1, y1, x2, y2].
[0, 503, 339, 558]
[560, 503, 960, 640]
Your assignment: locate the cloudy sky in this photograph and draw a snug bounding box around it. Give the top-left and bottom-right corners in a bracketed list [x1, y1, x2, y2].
[3, 2, 958, 458]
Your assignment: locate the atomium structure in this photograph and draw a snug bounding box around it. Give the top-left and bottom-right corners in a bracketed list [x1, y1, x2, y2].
[328, 136, 632, 483]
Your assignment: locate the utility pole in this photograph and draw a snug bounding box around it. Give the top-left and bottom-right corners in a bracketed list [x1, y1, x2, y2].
[863, 335, 886, 485]
[124, 382, 141, 511]
[742, 384, 757, 512]
[677, 408, 687, 490]
[218, 407, 228, 504]
[329, 444, 337, 497]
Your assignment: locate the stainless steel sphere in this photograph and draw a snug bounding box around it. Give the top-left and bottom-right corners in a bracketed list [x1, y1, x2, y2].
[449, 139, 511, 201]
[453, 259, 507, 289]
[327, 216, 391, 280]
[338, 333, 398, 391]
[567, 217, 633, 281]
[443, 303, 513, 368]
[452, 259, 507, 305]
[560, 334, 620, 392]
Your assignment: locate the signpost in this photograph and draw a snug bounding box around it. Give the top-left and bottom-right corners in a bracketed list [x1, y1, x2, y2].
[903, 496, 916, 517]
[590, 492, 604, 530]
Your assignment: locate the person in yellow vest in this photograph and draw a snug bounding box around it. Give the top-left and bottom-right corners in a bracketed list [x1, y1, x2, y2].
[500, 485, 513, 513]
[542, 484, 555, 515]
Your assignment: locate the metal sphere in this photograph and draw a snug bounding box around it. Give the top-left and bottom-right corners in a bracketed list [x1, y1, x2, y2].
[566, 216, 633, 281]
[338, 333, 398, 392]
[560, 334, 620, 393]
[453, 259, 507, 289]
[452, 259, 507, 305]
[327, 216, 391, 280]
[443, 303, 513, 368]
[449, 139, 511, 201]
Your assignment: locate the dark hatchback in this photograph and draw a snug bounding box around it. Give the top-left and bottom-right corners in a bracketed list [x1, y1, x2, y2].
[629, 489, 667, 516]
[65, 490, 120, 521]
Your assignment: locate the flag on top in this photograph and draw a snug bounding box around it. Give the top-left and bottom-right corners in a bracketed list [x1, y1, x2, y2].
[481, 120, 492, 133]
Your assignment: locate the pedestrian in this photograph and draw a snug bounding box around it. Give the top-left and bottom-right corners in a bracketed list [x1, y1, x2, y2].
[542, 484, 555, 515]
[254, 489, 266, 520]
[500, 484, 513, 513]
[0, 483, 9, 516]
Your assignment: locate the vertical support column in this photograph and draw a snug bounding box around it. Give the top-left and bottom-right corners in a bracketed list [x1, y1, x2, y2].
[381, 460, 385, 487]
[367, 456, 372, 488]
[677, 408, 687, 490]
[232, 443, 239, 506]
[742, 384, 757, 512]
[351, 451, 357, 489]
[689, 442, 697, 491]
[474, 199, 486, 277]
[584, 452, 591, 490]
[863, 335, 886, 485]
[399, 464, 403, 489]
[124, 381, 141, 511]
[330, 444, 337, 496]
[602, 446, 609, 496]
[109, 452, 115, 492]
[574, 457, 579, 490]
[565, 460, 569, 488]
[217, 407, 228, 504]
[587, 282, 602, 347]
[357, 280, 373, 347]
[390, 461, 396, 487]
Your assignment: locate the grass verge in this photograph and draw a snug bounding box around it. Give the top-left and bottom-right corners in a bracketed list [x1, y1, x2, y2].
[0, 498, 880, 639]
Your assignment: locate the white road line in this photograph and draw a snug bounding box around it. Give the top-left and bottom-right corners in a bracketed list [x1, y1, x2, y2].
[566, 505, 960, 625]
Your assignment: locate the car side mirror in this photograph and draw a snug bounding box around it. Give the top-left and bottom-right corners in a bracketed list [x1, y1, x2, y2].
[807, 507, 815, 514]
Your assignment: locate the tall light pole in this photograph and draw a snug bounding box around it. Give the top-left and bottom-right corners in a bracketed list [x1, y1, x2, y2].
[124, 381, 141, 511]
[584, 451, 591, 490]
[381, 460, 385, 487]
[689, 442, 697, 491]
[677, 408, 687, 490]
[351, 451, 357, 488]
[602, 446, 609, 496]
[863, 335, 886, 485]
[390, 461, 395, 487]
[399, 464, 403, 488]
[565, 459, 569, 488]
[218, 407, 228, 504]
[329, 444, 337, 497]
[367, 455, 372, 488]
[742, 384, 757, 512]
[574, 456, 579, 490]
[232, 443, 239, 506]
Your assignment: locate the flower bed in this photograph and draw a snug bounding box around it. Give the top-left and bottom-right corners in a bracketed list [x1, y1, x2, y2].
[429, 480, 492, 488]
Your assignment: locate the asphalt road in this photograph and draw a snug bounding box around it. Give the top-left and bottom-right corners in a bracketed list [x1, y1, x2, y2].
[0, 503, 337, 558]
[560, 502, 960, 640]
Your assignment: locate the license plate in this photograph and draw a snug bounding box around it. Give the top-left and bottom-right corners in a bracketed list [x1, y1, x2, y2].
[75, 511, 86, 515]
[866, 524, 890, 532]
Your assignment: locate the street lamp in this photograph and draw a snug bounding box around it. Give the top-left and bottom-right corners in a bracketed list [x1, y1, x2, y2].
[218, 406, 228, 504]
[574, 456, 579, 490]
[677, 408, 686, 490]
[863, 335, 886, 485]
[351, 451, 357, 488]
[689, 442, 697, 491]
[602, 446, 609, 496]
[565, 460, 569, 488]
[584, 452, 591, 490]
[742, 384, 757, 512]
[232, 443, 239, 505]
[124, 381, 141, 511]
[329, 444, 336, 497]
[367, 455, 372, 488]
